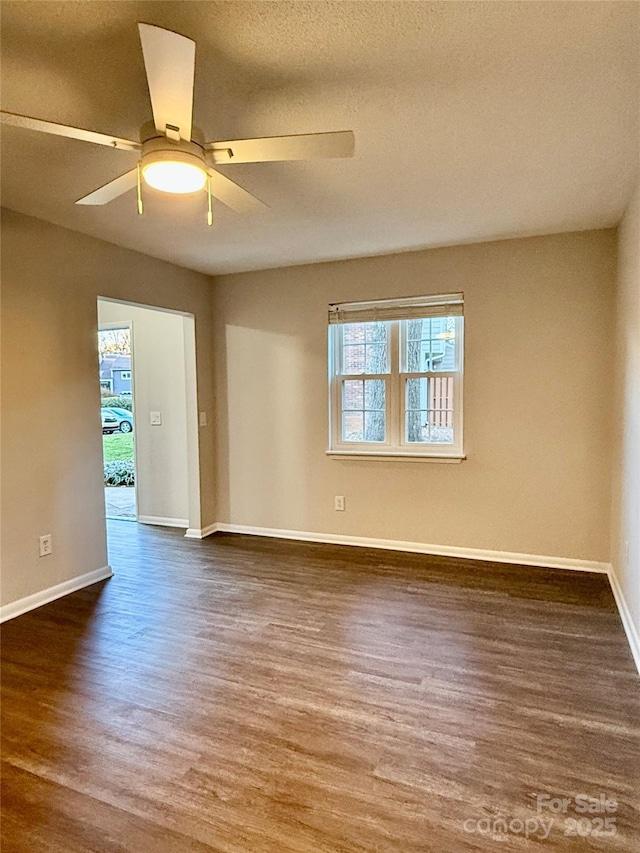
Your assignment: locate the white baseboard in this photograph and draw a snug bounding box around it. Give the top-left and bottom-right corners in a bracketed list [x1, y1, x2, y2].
[184, 523, 219, 539]
[212, 522, 611, 573]
[607, 568, 640, 675]
[138, 516, 189, 529]
[0, 565, 113, 624]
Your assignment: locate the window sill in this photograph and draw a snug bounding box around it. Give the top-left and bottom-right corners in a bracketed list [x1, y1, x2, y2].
[326, 450, 466, 463]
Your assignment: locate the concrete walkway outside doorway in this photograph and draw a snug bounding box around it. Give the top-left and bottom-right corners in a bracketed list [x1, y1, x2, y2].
[105, 486, 135, 520]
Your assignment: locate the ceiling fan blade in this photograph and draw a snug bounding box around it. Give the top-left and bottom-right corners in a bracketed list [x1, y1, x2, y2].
[138, 23, 195, 141]
[0, 110, 139, 151]
[76, 169, 139, 205]
[207, 169, 267, 215]
[205, 130, 355, 164]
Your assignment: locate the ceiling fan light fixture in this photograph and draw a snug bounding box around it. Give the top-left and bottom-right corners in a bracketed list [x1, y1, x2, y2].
[141, 150, 207, 194]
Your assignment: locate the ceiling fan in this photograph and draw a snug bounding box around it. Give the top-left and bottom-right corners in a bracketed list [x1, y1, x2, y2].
[0, 23, 355, 224]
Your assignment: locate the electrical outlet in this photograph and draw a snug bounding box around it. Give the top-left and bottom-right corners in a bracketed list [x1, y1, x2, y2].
[39, 534, 52, 557]
[199, 411, 208, 426]
[334, 495, 345, 511]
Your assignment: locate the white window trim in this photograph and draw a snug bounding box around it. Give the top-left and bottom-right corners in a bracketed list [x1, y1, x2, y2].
[328, 306, 464, 459]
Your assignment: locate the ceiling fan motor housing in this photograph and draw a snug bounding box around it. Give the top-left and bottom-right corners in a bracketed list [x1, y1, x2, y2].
[141, 137, 207, 169]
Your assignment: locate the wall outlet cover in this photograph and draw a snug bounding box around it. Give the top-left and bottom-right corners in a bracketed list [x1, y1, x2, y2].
[39, 534, 52, 557]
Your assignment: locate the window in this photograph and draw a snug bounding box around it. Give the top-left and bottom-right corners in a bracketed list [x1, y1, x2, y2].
[328, 293, 464, 458]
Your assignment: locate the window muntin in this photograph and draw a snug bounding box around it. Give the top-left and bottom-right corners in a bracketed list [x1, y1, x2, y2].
[340, 322, 389, 375]
[405, 377, 454, 444]
[402, 316, 458, 373]
[342, 379, 386, 442]
[329, 298, 463, 456]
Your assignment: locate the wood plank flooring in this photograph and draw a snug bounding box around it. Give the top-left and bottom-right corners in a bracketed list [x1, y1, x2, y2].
[1, 521, 639, 852]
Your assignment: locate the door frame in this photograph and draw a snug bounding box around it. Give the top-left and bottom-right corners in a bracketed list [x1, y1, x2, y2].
[97, 297, 202, 533]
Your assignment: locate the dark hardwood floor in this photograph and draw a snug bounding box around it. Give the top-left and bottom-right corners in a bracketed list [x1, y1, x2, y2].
[1, 521, 639, 852]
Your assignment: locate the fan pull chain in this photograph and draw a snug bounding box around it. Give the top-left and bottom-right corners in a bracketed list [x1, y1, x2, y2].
[207, 174, 213, 226]
[136, 164, 144, 216]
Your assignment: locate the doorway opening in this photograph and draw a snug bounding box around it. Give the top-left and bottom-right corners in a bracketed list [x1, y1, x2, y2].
[97, 297, 201, 540]
[99, 324, 137, 521]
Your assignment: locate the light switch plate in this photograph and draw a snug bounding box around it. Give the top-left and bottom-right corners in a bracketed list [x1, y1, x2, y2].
[150, 411, 162, 426]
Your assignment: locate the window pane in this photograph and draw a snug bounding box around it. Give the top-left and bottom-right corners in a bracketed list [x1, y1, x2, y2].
[404, 317, 458, 372]
[405, 377, 454, 444]
[342, 379, 386, 442]
[344, 344, 365, 374]
[343, 411, 364, 441]
[364, 343, 387, 373]
[364, 379, 385, 410]
[342, 322, 389, 374]
[364, 411, 385, 442]
[365, 322, 387, 343]
[343, 379, 364, 410]
[343, 323, 366, 344]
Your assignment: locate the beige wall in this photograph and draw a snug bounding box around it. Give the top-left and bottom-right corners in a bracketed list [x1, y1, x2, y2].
[611, 182, 640, 642]
[213, 229, 616, 563]
[0, 210, 622, 615]
[0, 210, 215, 607]
[98, 300, 191, 526]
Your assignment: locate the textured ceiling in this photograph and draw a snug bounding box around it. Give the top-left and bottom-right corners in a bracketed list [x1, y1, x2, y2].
[1, 1, 638, 274]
